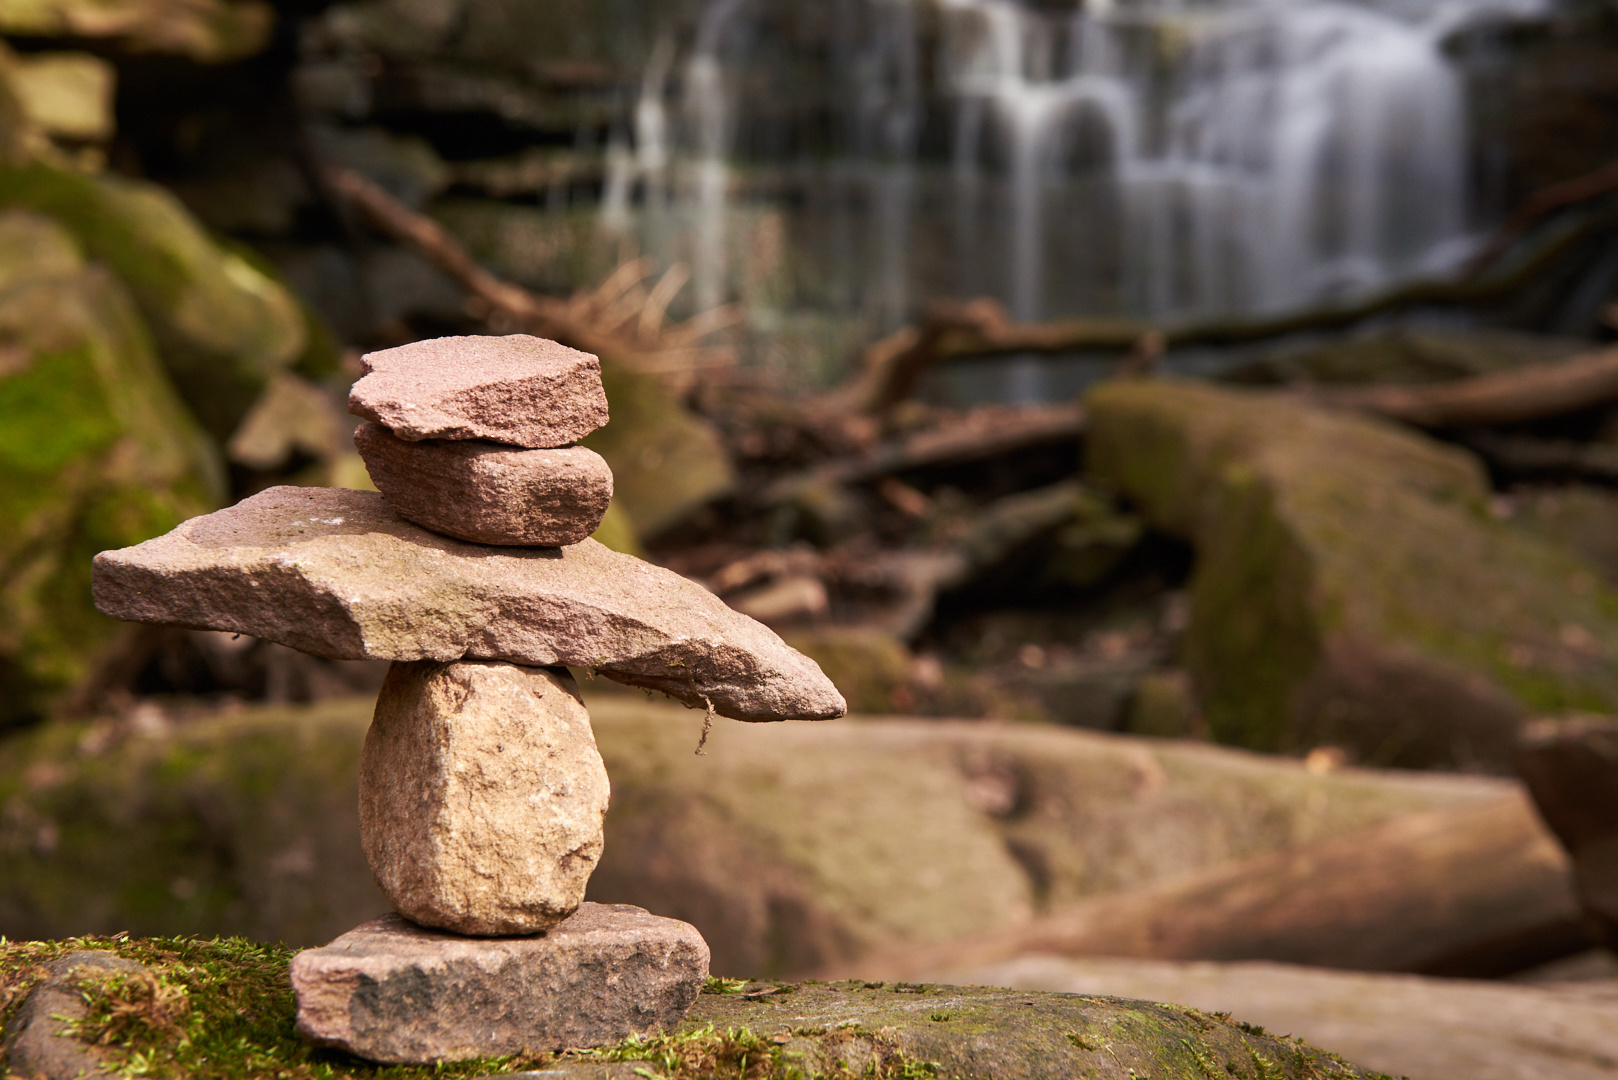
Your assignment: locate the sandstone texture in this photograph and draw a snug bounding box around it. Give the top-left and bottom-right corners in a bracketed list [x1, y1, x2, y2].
[1517, 715, 1618, 942]
[361, 661, 609, 936]
[349, 334, 608, 447]
[354, 421, 612, 546]
[289, 904, 708, 1062]
[3, 951, 148, 1080]
[91, 486, 845, 723]
[1087, 378, 1618, 769]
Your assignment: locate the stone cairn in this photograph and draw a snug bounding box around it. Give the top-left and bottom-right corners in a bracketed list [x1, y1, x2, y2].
[91, 334, 846, 1064]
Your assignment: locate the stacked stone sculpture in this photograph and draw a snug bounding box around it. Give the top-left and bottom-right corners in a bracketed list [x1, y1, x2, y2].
[91, 334, 846, 1063]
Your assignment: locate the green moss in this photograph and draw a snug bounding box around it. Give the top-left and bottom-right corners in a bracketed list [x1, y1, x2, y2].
[0, 213, 221, 725]
[3, 942, 1386, 1080]
[0, 160, 305, 439]
[778, 628, 912, 715]
[581, 360, 735, 540]
[1087, 378, 1618, 768]
[1, 935, 545, 1079]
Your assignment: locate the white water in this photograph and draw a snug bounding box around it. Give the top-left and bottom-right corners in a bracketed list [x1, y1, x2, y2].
[604, 0, 1540, 334]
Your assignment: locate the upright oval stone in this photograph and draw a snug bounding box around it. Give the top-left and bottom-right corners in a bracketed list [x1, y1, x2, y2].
[360, 660, 610, 936]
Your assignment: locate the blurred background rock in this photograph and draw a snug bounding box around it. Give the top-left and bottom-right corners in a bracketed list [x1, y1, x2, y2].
[4, 1, 1618, 1075]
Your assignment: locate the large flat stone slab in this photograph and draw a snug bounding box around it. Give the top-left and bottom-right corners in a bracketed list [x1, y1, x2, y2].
[289, 904, 708, 1062]
[354, 421, 611, 546]
[349, 334, 608, 447]
[1086, 379, 1618, 769]
[362, 661, 610, 936]
[930, 954, 1618, 1080]
[91, 487, 845, 723]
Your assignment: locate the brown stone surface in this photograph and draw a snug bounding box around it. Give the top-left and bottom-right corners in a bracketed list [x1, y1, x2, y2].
[289, 904, 709, 1063]
[934, 954, 1618, 1080]
[3, 952, 147, 1079]
[91, 486, 846, 723]
[348, 334, 608, 447]
[1518, 716, 1618, 941]
[362, 661, 609, 936]
[354, 422, 612, 546]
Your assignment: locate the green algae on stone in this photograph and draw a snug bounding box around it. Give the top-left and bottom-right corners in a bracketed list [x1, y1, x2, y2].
[681, 981, 1389, 1080]
[2, 938, 1388, 1080]
[0, 935, 547, 1080]
[0, 699, 381, 945]
[0, 210, 221, 728]
[1086, 378, 1618, 769]
[0, 159, 306, 440]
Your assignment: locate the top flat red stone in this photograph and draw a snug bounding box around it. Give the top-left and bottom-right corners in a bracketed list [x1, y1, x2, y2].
[349, 334, 609, 448]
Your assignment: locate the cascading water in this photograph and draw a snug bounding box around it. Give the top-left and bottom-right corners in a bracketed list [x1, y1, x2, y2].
[602, 0, 1541, 380]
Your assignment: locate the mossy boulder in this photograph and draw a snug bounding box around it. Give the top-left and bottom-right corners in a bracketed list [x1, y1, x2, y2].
[0, 209, 221, 729]
[1086, 379, 1618, 768]
[581, 361, 735, 541]
[0, 0, 274, 64]
[0, 160, 307, 441]
[779, 627, 914, 714]
[0, 938, 1387, 1080]
[0, 698, 383, 945]
[0, 692, 1509, 972]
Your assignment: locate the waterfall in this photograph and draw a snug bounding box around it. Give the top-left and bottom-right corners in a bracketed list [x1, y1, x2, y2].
[604, 0, 1538, 351]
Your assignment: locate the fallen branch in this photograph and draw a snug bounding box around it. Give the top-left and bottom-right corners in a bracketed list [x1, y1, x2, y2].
[760, 402, 1086, 507]
[1319, 344, 1618, 428]
[323, 165, 736, 369]
[830, 792, 1593, 981]
[1464, 433, 1618, 480]
[832, 202, 1618, 414]
[1467, 159, 1618, 275]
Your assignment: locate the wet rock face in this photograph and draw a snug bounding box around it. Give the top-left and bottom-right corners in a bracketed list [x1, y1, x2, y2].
[361, 660, 609, 936]
[349, 333, 608, 447]
[1086, 379, 1618, 770]
[354, 421, 612, 546]
[289, 905, 709, 1063]
[91, 486, 846, 723]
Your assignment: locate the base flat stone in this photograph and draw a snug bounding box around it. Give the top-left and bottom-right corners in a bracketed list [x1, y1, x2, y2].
[290, 904, 709, 1063]
[91, 486, 845, 723]
[354, 422, 611, 546]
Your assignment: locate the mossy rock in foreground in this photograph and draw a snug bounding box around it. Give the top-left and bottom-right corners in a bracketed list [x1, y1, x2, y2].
[0, 936, 1391, 1080]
